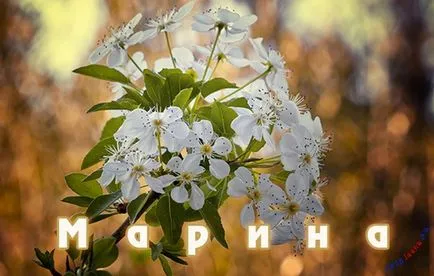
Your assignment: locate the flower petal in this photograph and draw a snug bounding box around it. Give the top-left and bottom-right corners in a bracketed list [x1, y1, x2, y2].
[213, 137, 232, 156]
[217, 9, 240, 23]
[167, 156, 182, 173]
[285, 172, 309, 201]
[227, 177, 248, 197]
[140, 28, 158, 42]
[192, 22, 213, 32]
[172, 0, 195, 22]
[171, 184, 189, 203]
[278, 100, 300, 126]
[192, 120, 214, 143]
[154, 57, 174, 72]
[88, 44, 111, 64]
[107, 47, 127, 67]
[166, 121, 190, 140]
[240, 202, 255, 228]
[231, 114, 255, 141]
[300, 195, 324, 216]
[145, 176, 165, 194]
[173, 47, 194, 68]
[209, 158, 230, 179]
[121, 177, 140, 201]
[249, 37, 268, 61]
[271, 222, 297, 244]
[180, 153, 202, 172]
[234, 167, 254, 185]
[232, 14, 258, 30]
[194, 14, 215, 25]
[189, 183, 205, 210]
[158, 174, 176, 186]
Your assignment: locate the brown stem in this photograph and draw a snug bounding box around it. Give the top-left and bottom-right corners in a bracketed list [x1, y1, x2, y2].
[112, 191, 160, 244]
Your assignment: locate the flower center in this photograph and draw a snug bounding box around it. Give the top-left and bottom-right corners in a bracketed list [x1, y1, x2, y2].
[303, 153, 312, 164]
[180, 172, 193, 183]
[200, 144, 213, 155]
[270, 201, 300, 218]
[247, 187, 261, 201]
[287, 202, 300, 215]
[131, 165, 144, 177]
[153, 119, 163, 127]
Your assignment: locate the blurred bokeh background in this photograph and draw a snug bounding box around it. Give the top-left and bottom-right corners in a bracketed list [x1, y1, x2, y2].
[1, 0, 433, 275]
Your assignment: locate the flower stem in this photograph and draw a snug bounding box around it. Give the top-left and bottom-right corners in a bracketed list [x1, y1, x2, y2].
[201, 27, 223, 82]
[164, 32, 177, 68]
[127, 51, 143, 73]
[210, 57, 221, 77]
[219, 66, 272, 101]
[189, 28, 223, 122]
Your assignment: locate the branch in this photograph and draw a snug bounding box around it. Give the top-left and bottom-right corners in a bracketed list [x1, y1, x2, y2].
[112, 191, 160, 244]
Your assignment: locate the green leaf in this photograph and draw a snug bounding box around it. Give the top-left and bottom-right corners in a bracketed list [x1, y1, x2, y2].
[81, 136, 116, 170]
[65, 173, 103, 198]
[151, 242, 163, 261]
[172, 88, 193, 109]
[91, 237, 119, 269]
[73, 64, 130, 83]
[127, 193, 148, 223]
[161, 237, 185, 255]
[197, 101, 237, 137]
[89, 213, 118, 224]
[199, 201, 228, 248]
[161, 72, 194, 108]
[100, 117, 125, 140]
[82, 169, 103, 182]
[184, 209, 202, 222]
[159, 68, 183, 77]
[143, 69, 165, 105]
[158, 255, 173, 276]
[85, 191, 122, 220]
[270, 171, 291, 185]
[162, 251, 188, 265]
[123, 86, 152, 108]
[145, 201, 160, 226]
[200, 78, 237, 97]
[156, 195, 185, 244]
[248, 138, 266, 153]
[87, 98, 138, 113]
[225, 97, 249, 108]
[62, 196, 94, 207]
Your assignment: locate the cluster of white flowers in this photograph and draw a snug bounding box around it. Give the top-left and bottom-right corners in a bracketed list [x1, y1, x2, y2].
[88, 1, 331, 248]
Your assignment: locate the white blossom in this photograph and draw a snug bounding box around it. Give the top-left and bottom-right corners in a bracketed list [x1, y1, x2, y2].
[195, 43, 249, 67]
[280, 124, 320, 178]
[184, 120, 232, 179]
[249, 37, 289, 97]
[259, 172, 324, 244]
[227, 167, 283, 228]
[115, 107, 190, 155]
[89, 13, 144, 67]
[167, 154, 206, 210]
[192, 8, 257, 42]
[299, 111, 331, 156]
[153, 47, 209, 81]
[99, 152, 164, 201]
[141, 1, 195, 42]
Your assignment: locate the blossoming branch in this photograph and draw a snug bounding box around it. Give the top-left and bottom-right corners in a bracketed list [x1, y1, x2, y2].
[34, 2, 335, 275]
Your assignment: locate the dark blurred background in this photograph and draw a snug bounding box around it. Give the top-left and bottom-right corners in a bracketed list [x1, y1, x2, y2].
[1, 0, 433, 275]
